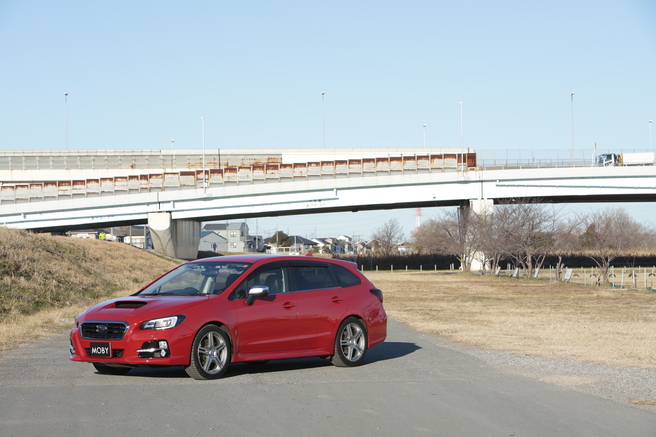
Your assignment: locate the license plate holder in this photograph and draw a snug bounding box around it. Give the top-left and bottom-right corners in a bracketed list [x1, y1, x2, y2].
[89, 342, 111, 357]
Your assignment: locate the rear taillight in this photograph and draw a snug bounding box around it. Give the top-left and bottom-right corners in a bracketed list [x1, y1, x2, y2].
[369, 288, 383, 303]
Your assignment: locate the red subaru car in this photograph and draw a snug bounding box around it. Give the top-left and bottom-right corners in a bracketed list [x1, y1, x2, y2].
[69, 255, 387, 380]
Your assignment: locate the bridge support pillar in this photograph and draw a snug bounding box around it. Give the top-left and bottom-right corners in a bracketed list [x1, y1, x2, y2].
[148, 212, 200, 260]
[465, 199, 494, 273]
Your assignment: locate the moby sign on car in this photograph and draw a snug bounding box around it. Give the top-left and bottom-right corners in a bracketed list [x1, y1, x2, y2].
[69, 255, 387, 380]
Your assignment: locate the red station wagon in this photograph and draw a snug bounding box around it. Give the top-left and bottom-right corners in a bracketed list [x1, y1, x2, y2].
[69, 255, 387, 380]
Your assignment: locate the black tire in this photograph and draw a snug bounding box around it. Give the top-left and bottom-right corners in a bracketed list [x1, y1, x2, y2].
[331, 317, 367, 367]
[185, 325, 231, 380]
[92, 363, 131, 375]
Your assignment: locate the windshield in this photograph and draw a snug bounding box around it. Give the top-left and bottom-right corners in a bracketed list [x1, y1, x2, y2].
[138, 262, 251, 296]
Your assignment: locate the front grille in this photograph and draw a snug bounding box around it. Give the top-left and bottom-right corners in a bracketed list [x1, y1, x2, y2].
[80, 321, 129, 340]
[85, 348, 124, 358]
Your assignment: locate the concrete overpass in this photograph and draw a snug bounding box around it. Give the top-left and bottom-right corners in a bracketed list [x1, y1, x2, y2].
[1, 148, 655, 258]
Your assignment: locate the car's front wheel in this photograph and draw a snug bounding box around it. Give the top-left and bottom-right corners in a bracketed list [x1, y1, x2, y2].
[92, 363, 131, 375]
[332, 317, 367, 367]
[185, 325, 231, 380]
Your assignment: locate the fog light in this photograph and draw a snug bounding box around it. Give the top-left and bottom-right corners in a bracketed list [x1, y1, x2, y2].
[137, 340, 169, 358]
[69, 339, 75, 355]
[159, 341, 169, 357]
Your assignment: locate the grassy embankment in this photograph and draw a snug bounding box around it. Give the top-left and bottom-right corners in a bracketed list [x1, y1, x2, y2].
[0, 227, 177, 355]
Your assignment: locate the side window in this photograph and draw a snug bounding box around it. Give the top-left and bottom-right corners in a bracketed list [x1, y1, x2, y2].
[291, 265, 340, 291]
[332, 264, 362, 287]
[232, 266, 288, 299]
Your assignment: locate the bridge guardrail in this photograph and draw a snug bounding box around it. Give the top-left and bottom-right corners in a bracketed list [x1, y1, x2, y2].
[1, 153, 476, 204]
[2, 148, 654, 204]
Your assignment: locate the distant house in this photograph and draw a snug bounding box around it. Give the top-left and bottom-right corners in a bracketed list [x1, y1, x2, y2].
[352, 240, 372, 255]
[353, 241, 372, 254]
[203, 222, 260, 253]
[266, 235, 317, 254]
[67, 229, 101, 239]
[310, 235, 353, 254]
[335, 235, 353, 253]
[397, 242, 414, 254]
[199, 231, 227, 253]
[69, 226, 152, 249]
[105, 226, 152, 249]
[310, 238, 332, 254]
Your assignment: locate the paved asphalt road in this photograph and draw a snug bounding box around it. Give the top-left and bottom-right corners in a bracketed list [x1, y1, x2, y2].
[1, 319, 655, 437]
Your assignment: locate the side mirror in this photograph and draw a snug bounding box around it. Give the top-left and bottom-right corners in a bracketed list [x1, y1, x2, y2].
[246, 285, 269, 306]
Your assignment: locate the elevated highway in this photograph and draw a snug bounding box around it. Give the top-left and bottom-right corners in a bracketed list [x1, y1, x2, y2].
[1, 148, 655, 258]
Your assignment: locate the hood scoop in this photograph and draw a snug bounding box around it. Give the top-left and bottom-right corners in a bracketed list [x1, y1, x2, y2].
[114, 301, 147, 308]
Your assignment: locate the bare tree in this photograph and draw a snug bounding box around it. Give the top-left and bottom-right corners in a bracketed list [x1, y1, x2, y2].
[550, 216, 582, 281]
[411, 218, 443, 254]
[473, 210, 504, 273]
[491, 199, 562, 278]
[411, 206, 477, 271]
[576, 208, 647, 283]
[371, 218, 404, 255]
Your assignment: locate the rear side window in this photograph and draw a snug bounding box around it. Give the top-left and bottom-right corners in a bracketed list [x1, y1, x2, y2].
[332, 264, 362, 287]
[291, 265, 339, 291]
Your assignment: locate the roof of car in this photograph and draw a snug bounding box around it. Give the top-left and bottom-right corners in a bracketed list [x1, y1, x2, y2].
[190, 254, 352, 265]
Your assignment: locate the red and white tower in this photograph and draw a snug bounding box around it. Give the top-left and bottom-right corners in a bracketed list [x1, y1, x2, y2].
[415, 207, 423, 229]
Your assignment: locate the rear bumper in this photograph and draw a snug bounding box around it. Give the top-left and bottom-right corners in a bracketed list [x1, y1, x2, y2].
[367, 308, 387, 349]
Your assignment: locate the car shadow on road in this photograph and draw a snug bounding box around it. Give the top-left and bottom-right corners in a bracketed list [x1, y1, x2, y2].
[121, 341, 420, 380]
[364, 341, 421, 363]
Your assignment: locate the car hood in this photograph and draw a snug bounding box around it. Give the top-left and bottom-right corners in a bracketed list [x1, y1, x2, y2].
[79, 295, 209, 322]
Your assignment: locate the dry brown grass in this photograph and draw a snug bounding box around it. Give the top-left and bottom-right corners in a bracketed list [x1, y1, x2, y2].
[370, 271, 656, 368]
[0, 293, 127, 354]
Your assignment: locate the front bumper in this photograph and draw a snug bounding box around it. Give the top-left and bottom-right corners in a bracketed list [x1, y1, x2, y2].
[69, 322, 195, 366]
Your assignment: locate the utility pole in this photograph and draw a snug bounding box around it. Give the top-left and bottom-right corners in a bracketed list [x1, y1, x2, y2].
[570, 92, 575, 166]
[64, 92, 69, 150]
[321, 91, 326, 148]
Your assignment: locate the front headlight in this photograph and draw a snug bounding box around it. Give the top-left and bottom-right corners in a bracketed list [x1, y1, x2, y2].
[140, 315, 186, 330]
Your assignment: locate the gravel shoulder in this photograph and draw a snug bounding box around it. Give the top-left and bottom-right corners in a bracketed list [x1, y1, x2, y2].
[418, 329, 656, 413]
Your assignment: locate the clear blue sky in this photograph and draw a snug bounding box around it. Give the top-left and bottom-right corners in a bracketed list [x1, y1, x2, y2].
[1, 0, 655, 240]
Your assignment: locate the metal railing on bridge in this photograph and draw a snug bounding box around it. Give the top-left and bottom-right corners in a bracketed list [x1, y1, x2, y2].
[0, 152, 476, 204]
[2, 148, 653, 204]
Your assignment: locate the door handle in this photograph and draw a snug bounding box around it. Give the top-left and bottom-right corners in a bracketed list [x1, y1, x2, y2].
[282, 302, 296, 309]
[331, 296, 344, 303]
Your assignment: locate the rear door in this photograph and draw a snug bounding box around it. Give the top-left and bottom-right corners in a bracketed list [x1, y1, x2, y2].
[291, 260, 347, 351]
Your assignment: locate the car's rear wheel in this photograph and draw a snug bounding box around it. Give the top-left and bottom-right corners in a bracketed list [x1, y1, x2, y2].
[331, 317, 367, 367]
[92, 363, 132, 375]
[185, 325, 231, 380]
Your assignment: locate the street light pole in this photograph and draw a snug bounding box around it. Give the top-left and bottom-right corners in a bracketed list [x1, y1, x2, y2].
[423, 124, 426, 148]
[570, 92, 575, 166]
[201, 117, 206, 193]
[650, 120, 652, 151]
[64, 92, 68, 150]
[321, 91, 326, 148]
[459, 102, 464, 170]
[171, 139, 174, 150]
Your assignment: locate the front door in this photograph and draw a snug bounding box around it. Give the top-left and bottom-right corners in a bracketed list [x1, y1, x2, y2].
[232, 264, 297, 355]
